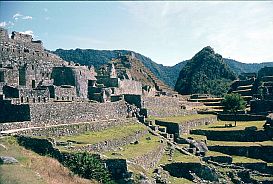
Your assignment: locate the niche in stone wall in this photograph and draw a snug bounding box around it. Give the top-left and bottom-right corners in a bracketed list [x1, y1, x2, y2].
[0, 71, 4, 82]
[32, 80, 36, 88]
[19, 68, 26, 86]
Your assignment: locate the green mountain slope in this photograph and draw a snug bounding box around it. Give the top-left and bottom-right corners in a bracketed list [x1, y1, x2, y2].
[174, 46, 236, 96]
[53, 49, 273, 89]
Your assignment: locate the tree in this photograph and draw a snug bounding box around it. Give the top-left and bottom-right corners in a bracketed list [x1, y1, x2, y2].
[222, 93, 246, 126]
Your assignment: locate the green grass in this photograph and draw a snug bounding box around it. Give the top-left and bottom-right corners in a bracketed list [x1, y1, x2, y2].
[104, 134, 162, 159]
[232, 155, 265, 163]
[194, 120, 265, 131]
[207, 140, 273, 147]
[251, 175, 273, 182]
[268, 163, 273, 167]
[206, 151, 230, 157]
[0, 136, 96, 184]
[180, 134, 207, 141]
[58, 123, 147, 145]
[168, 176, 194, 184]
[150, 114, 216, 124]
[0, 137, 45, 184]
[159, 150, 200, 165]
[0, 164, 45, 184]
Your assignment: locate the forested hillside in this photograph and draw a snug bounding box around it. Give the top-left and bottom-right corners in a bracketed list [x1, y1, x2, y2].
[174, 46, 236, 96]
[54, 49, 273, 89]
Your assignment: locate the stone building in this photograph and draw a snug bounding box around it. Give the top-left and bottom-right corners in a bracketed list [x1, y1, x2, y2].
[1, 28, 178, 123]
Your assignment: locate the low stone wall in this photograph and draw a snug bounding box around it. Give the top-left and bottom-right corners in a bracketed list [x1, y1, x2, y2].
[130, 143, 166, 169]
[190, 129, 272, 142]
[208, 145, 273, 162]
[156, 116, 217, 137]
[163, 162, 218, 182]
[234, 162, 271, 174]
[15, 118, 136, 137]
[142, 96, 197, 117]
[0, 100, 128, 129]
[218, 114, 266, 121]
[68, 129, 148, 152]
[203, 155, 232, 164]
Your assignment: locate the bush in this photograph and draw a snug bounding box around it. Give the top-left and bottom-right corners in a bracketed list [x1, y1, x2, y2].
[63, 152, 115, 184]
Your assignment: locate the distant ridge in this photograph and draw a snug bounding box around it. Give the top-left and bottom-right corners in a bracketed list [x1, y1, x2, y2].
[53, 48, 273, 89]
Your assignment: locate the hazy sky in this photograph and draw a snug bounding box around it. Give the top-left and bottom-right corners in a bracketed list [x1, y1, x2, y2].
[1, 1, 273, 66]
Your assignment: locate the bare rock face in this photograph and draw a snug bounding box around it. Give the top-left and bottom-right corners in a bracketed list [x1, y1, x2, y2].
[0, 156, 18, 164]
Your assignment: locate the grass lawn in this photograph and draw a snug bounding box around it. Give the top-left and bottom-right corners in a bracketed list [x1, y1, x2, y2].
[251, 175, 273, 182]
[149, 114, 216, 124]
[194, 120, 265, 131]
[168, 176, 194, 184]
[0, 136, 95, 184]
[232, 155, 265, 163]
[103, 134, 161, 159]
[207, 140, 273, 147]
[180, 134, 207, 141]
[159, 150, 200, 165]
[58, 123, 147, 145]
[206, 151, 230, 157]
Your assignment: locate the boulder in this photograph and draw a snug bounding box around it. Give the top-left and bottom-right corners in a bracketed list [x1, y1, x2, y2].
[0, 156, 18, 164]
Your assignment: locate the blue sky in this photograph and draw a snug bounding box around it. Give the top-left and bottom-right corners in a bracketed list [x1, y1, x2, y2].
[1, 1, 273, 66]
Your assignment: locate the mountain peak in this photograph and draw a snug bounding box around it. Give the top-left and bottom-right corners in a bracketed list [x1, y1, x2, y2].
[174, 47, 236, 96]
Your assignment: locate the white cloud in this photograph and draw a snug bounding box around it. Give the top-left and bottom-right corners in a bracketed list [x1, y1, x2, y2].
[0, 21, 15, 28]
[22, 16, 32, 20]
[20, 30, 34, 37]
[13, 12, 33, 21]
[122, 1, 273, 64]
[44, 8, 48, 12]
[45, 17, 50, 21]
[0, 22, 7, 27]
[13, 13, 22, 19]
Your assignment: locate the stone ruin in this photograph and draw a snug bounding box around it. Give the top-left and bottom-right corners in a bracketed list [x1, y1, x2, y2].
[0, 28, 187, 124]
[229, 67, 273, 114]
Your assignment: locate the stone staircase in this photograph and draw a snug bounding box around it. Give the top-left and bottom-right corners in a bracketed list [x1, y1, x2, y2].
[144, 120, 174, 142]
[188, 95, 224, 113]
[229, 78, 256, 104]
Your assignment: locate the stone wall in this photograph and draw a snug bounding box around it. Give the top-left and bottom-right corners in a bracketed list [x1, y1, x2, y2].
[142, 96, 197, 117]
[163, 162, 218, 182]
[190, 129, 272, 142]
[54, 85, 77, 101]
[29, 100, 127, 124]
[118, 79, 142, 95]
[156, 116, 217, 137]
[15, 118, 137, 137]
[0, 100, 127, 125]
[130, 143, 166, 169]
[68, 129, 148, 152]
[208, 145, 273, 162]
[218, 114, 266, 121]
[0, 67, 19, 87]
